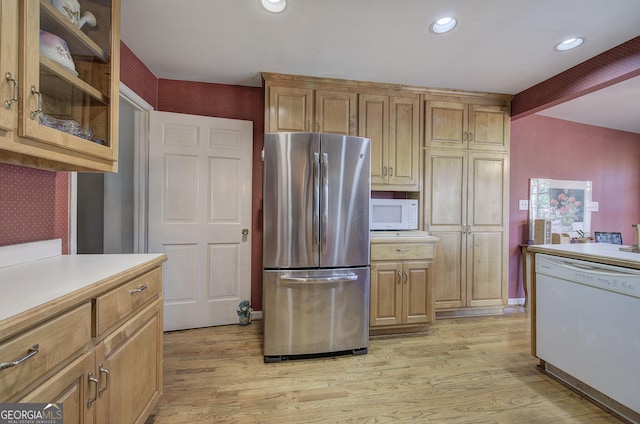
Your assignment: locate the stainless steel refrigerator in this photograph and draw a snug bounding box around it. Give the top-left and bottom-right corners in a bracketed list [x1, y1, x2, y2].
[262, 132, 371, 362]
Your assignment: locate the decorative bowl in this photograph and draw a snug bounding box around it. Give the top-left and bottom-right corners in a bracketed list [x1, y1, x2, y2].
[39, 30, 78, 76]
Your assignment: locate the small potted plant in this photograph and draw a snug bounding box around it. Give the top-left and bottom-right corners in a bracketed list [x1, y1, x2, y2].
[236, 300, 253, 326]
[574, 230, 592, 243]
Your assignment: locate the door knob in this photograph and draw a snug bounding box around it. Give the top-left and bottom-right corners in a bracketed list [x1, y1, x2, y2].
[242, 228, 249, 235]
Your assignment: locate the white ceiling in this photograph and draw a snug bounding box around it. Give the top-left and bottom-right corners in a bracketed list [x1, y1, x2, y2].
[120, 0, 640, 133]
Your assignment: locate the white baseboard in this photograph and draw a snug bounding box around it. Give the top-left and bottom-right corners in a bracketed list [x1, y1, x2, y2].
[508, 298, 526, 306]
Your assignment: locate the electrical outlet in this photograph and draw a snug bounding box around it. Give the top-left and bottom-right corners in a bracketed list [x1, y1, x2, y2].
[519, 200, 529, 210]
[591, 201, 599, 212]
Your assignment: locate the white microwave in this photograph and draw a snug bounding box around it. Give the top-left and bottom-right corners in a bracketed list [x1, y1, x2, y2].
[370, 199, 418, 230]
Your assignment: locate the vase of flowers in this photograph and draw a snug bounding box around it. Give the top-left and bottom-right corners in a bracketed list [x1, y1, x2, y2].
[236, 300, 252, 326]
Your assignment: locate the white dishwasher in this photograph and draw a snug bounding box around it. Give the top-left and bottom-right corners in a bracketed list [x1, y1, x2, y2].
[536, 253, 640, 421]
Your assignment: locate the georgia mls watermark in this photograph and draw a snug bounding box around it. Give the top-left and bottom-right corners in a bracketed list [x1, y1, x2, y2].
[0, 403, 62, 424]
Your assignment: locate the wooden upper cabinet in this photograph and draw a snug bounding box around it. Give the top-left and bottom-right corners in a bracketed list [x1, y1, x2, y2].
[0, 0, 120, 172]
[388, 95, 420, 188]
[315, 89, 356, 135]
[267, 85, 313, 132]
[359, 93, 420, 191]
[425, 96, 510, 152]
[358, 93, 388, 186]
[264, 80, 356, 135]
[468, 103, 510, 151]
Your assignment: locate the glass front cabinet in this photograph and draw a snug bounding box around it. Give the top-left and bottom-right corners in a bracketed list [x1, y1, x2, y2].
[0, 0, 120, 172]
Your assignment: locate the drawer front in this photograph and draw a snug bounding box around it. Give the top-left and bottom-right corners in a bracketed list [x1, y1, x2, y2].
[95, 267, 162, 337]
[0, 303, 92, 401]
[371, 243, 434, 261]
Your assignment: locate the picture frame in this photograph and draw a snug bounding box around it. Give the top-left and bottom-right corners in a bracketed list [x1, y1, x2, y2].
[529, 178, 592, 240]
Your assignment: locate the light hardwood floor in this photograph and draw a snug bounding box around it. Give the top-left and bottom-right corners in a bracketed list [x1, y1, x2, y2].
[145, 308, 624, 423]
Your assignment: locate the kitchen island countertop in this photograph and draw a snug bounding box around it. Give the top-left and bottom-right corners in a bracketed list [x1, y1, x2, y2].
[526, 243, 640, 269]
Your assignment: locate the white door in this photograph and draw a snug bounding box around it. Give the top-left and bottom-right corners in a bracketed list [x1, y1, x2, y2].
[148, 111, 253, 331]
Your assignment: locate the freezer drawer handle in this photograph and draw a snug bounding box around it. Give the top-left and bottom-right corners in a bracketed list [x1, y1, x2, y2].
[280, 275, 358, 284]
[0, 344, 39, 371]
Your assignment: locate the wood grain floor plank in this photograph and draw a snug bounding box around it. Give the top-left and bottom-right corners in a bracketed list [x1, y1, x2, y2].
[145, 308, 624, 423]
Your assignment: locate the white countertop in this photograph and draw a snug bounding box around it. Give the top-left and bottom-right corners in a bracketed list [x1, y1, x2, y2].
[527, 243, 640, 269]
[0, 254, 165, 322]
[370, 230, 438, 244]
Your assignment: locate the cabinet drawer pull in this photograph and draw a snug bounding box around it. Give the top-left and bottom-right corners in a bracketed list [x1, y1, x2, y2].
[87, 372, 99, 408]
[4, 72, 18, 110]
[98, 364, 110, 396]
[129, 284, 148, 294]
[0, 344, 39, 371]
[396, 248, 410, 252]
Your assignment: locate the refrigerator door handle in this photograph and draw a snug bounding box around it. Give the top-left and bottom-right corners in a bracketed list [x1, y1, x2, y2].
[313, 152, 320, 253]
[321, 152, 329, 254]
[280, 274, 359, 285]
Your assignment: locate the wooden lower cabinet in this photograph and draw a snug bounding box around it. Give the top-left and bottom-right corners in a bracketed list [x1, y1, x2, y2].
[96, 299, 163, 424]
[20, 351, 97, 424]
[425, 149, 509, 316]
[369, 237, 436, 335]
[370, 261, 432, 328]
[0, 258, 165, 424]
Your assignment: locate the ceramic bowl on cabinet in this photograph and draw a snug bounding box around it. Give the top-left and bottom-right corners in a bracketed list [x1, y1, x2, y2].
[39, 30, 78, 76]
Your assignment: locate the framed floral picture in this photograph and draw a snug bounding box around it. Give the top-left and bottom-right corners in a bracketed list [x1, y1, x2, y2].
[529, 178, 592, 240]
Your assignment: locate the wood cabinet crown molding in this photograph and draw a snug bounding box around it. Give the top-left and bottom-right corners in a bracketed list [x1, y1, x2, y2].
[262, 72, 514, 100]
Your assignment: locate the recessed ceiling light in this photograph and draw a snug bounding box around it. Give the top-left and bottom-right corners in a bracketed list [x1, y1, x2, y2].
[261, 0, 287, 13]
[430, 16, 458, 34]
[555, 37, 584, 51]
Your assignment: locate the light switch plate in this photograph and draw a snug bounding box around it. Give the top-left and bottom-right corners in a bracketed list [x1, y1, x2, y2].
[519, 200, 529, 210]
[591, 201, 599, 212]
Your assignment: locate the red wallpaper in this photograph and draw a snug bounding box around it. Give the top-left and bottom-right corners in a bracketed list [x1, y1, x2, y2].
[120, 42, 158, 109]
[509, 115, 640, 298]
[157, 79, 266, 311]
[512, 36, 640, 119]
[0, 163, 69, 253]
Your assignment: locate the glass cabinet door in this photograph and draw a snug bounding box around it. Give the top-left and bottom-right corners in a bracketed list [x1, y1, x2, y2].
[19, 0, 119, 166]
[0, 0, 18, 133]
